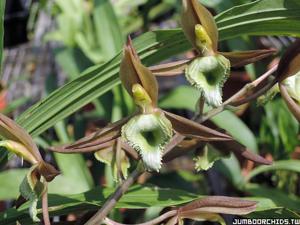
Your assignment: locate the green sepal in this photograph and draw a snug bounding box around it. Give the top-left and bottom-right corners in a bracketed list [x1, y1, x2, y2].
[185, 54, 230, 107]
[19, 165, 45, 222]
[121, 112, 173, 172]
[94, 148, 130, 182]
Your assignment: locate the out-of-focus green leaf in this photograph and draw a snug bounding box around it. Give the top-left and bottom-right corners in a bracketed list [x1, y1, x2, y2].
[215, 154, 244, 187]
[213, 111, 258, 152]
[1, 184, 299, 224]
[0, 169, 28, 200]
[0, 185, 198, 224]
[245, 183, 300, 212]
[93, 0, 123, 59]
[53, 121, 94, 192]
[246, 160, 300, 182]
[215, 0, 300, 39]
[159, 85, 200, 111]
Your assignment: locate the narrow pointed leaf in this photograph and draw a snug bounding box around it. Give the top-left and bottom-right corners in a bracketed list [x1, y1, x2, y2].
[279, 83, 300, 123]
[164, 111, 232, 141]
[181, 0, 218, 52]
[220, 49, 276, 67]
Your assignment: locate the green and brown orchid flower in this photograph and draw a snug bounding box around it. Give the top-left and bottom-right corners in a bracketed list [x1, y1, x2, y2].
[0, 113, 59, 222]
[53, 38, 271, 178]
[149, 0, 276, 107]
[53, 38, 233, 174]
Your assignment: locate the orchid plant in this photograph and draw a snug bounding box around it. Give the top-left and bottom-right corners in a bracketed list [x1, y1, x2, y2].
[1, 0, 300, 225]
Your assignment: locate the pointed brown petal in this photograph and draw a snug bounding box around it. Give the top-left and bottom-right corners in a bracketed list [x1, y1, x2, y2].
[181, 0, 218, 53]
[276, 39, 300, 82]
[211, 140, 272, 165]
[51, 117, 130, 153]
[120, 37, 158, 105]
[37, 162, 60, 182]
[279, 83, 300, 123]
[164, 111, 232, 141]
[149, 59, 192, 76]
[220, 49, 277, 68]
[0, 113, 42, 162]
[180, 196, 257, 215]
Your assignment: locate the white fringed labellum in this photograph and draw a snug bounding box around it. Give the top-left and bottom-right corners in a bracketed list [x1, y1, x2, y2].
[185, 54, 230, 107]
[121, 112, 173, 172]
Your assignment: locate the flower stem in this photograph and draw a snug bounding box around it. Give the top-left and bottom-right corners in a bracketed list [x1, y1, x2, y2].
[42, 182, 51, 225]
[85, 164, 145, 225]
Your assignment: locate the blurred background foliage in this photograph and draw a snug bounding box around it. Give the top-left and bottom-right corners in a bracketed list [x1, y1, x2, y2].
[0, 0, 299, 224]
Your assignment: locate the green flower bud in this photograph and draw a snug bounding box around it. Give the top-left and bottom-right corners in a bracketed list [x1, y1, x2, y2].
[185, 54, 230, 107]
[283, 71, 300, 104]
[121, 112, 173, 172]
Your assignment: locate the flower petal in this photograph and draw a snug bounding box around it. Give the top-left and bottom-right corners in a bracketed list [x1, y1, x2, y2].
[120, 37, 158, 105]
[220, 49, 277, 68]
[164, 111, 232, 141]
[181, 0, 218, 53]
[0, 113, 42, 162]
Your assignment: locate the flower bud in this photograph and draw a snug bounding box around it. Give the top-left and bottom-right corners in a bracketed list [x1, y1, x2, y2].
[121, 112, 172, 172]
[185, 54, 230, 107]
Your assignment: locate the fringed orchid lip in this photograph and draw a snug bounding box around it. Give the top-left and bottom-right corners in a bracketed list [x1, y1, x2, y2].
[121, 112, 173, 172]
[185, 54, 230, 107]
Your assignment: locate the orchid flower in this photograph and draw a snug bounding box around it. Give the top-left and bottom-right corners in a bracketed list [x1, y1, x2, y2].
[0, 113, 59, 222]
[53, 38, 233, 174]
[149, 0, 276, 107]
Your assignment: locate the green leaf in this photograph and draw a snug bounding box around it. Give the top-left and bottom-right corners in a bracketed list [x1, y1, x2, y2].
[215, 0, 300, 39]
[0, 169, 28, 200]
[1, 185, 299, 224]
[159, 85, 200, 111]
[212, 110, 258, 152]
[93, 0, 124, 59]
[245, 183, 300, 212]
[246, 160, 300, 182]
[0, 185, 198, 224]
